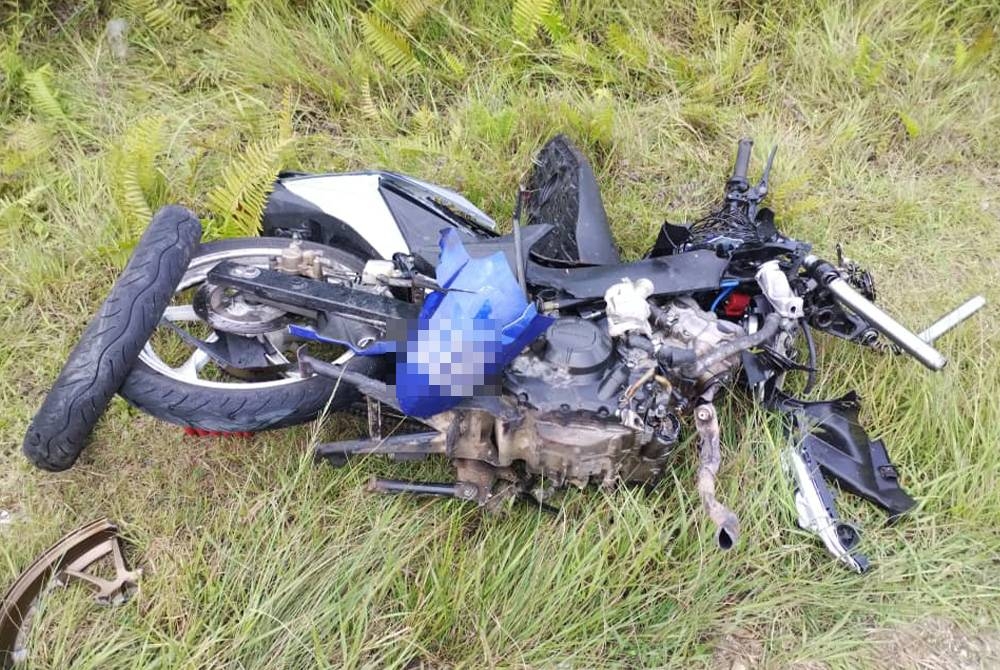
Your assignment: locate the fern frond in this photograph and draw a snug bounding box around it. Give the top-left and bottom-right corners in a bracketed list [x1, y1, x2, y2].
[128, 0, 197, 34]
[359, 78, 379, 121]
[419, 114, 443, 154]
[207, 137, 294, 237]
[1, 38, 26, 107]
[721, 21, 755, 83]
[606, 23, 647, 67]
[0, 183, 46, 222]
[412, 106, 436, 137]
[120, 172, 153, 227]
[22, 64, 67, 122]
[954, 27, 994, 73]
[111, 115, 168, 238]
[395, 0, 435, 28]
[512, 0, 555, 42]
[540, 9, 568, 42]
[2, 120, 55, 174]
[589, 90, 614, 147]
[361, 12, 420, 75]
[437, 47, 467, 78]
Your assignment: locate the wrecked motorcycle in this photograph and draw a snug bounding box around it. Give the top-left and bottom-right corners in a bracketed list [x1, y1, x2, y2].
[23, 136, 984, 572]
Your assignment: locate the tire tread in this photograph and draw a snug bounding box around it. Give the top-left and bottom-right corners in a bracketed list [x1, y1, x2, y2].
[22, 206, 203, 471]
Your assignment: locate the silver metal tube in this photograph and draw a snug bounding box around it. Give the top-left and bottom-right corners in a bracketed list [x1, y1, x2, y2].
[918, 295, 986, 344]
[827, 276, 947, 370]
[511, 188, 528, 297]
[804, 255, 948, 371]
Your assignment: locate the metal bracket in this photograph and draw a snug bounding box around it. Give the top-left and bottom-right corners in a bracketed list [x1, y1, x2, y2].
[773, 390, 919, 572]
[784, 443, 869, 573]
[366, 397, 382, 441]
[160, 319, 275, 371]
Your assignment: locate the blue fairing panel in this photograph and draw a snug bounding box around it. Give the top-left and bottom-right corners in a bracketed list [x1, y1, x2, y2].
[293, 229, 552, 416]
[394, 229, 552, 417]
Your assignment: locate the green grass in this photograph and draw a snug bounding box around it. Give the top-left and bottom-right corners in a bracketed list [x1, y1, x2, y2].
[2, 1, 999, 667]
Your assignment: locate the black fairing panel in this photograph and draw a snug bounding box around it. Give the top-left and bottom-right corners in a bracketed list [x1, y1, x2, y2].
[413, 229, 725, 301]
[379, 184, 487, 273]
[526, 135, 620, 266]
[528, 250, 727, 300]
[778, 392, 917, 519]
[261, 182, 381, 259]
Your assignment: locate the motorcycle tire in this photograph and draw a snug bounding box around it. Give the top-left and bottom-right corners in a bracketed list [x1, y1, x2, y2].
[23, 206, 203, 472]
[117, 237, 383, 433]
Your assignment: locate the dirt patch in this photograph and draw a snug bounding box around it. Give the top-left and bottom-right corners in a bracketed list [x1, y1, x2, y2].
[711, 618, 1000, 669]
[864, 618, 1000, 670]
[710, 628, 828, 669]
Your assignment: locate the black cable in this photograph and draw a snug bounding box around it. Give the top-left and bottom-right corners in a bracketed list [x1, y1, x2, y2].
[802, 323, 817, 394]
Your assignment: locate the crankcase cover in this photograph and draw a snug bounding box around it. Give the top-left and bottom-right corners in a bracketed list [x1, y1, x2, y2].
[542, 317, 612, 373]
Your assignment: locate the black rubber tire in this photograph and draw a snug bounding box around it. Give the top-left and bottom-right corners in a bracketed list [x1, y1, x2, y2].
[118, 237, 383, 433]
[23, 206, 203, 472]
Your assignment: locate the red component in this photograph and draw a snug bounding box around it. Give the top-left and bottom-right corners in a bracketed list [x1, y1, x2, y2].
[183, 427, 255, 439]
[723, 292, 751, 318]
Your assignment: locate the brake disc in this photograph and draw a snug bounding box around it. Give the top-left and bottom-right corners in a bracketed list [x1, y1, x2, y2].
[193, 282, 290, 335]
[0, 519, 141, 668]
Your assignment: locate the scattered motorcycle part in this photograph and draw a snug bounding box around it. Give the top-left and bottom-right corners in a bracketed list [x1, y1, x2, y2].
[653, 296, 745, 384]
[777, 392, 916, 518]
[511, 185, 529, 296]
[0, 519, 141, 668]
[22, 206, 203, 472]
[918, 295, 986, 344]
[804, 255, 949, 370]
[783, 445, 869, 573]
[693, 403, 740, 550]
[605, 278, 655, 337]
[755, 260, 804, 318]
[523, 134, 620, 266]
[117, 238, 384, 433]
[361, 259, 398, 285]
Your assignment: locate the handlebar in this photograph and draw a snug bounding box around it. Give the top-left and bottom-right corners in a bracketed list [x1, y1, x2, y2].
[728, 138, 753, 192]
[804, 255, 947, 370]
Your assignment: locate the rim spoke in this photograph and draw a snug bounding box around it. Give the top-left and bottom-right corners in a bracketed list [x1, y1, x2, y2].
[173, 332, 218, 380]
[163, 304, 200, 322]
[175, 348, 212, 380]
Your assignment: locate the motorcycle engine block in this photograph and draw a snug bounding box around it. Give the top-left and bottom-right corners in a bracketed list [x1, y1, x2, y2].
[492, 297, 744, 488]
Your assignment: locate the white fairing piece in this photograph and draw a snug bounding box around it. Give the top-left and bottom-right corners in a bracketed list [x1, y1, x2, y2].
[281, 174, 409, 259]
[755, 260, 803, 318]
[604, 277, 655, 337]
